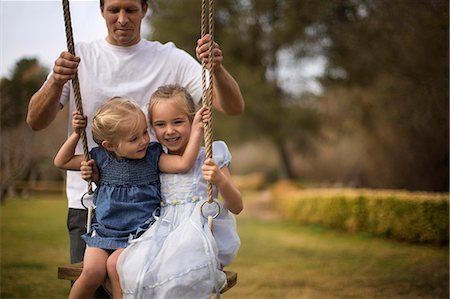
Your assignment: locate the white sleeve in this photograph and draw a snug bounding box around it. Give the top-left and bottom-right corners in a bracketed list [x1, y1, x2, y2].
[212, 141, 231, 169]
[60, 80, 71, 108]
[170, 45, 210, 105]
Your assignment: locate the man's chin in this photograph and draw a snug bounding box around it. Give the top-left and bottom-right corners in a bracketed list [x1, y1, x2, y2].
[113, 35, 136, 46]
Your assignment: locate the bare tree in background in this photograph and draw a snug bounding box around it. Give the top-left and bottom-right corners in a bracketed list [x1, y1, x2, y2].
[0, 58, 48, 201]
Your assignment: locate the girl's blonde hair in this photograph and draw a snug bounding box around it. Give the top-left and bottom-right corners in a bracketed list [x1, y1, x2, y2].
[92, 97, 145, 146]
[148, 85, 197, 125]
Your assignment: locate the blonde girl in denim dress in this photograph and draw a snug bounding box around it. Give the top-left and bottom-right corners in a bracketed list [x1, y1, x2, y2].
[115, 85, 243, 299]
[54, 97, 208, 299]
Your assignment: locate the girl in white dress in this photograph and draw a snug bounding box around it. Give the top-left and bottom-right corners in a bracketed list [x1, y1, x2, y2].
[115, 85, 243, 298]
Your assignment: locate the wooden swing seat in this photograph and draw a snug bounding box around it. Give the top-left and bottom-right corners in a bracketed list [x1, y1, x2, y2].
[57, 262, 237, 294]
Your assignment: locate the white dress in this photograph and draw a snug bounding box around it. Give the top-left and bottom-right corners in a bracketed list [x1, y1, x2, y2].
[117, 141, 240, 299]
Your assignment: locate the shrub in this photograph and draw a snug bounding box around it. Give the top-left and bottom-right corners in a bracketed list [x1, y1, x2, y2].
[271, 182, 449, 244]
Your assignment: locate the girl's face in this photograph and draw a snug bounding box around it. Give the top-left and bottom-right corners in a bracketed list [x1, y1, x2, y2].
[151, 96, 192, 156]
[112, 113, 150, 159]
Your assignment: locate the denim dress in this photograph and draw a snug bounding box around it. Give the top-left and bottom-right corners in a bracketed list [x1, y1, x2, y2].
[82, 142, 162, 250]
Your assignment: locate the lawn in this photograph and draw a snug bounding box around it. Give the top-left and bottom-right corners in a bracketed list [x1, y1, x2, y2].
[1, 196, 70, 298]
[1, 194, 448, 298]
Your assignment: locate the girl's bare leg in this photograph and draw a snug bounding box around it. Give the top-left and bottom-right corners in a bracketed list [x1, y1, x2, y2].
[107, 248, 125, 299]
[69, 247, 109, 299]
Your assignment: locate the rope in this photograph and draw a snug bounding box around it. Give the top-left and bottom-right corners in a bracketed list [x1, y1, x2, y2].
[62, 0, 93, 195]
[201, 0, 215, 204]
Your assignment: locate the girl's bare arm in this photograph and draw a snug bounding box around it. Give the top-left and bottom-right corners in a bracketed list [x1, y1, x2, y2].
[54, 111, 86, 170]
[54, 132, 85, 170]
[202, 159, 243, 214]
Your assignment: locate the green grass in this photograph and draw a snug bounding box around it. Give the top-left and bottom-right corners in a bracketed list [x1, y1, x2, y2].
[1, 194, 449, 299]
[1, 196, 71, 298]
[224, 219, 448, 299]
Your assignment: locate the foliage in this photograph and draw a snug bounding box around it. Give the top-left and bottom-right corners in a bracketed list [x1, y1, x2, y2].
[147, 1, 448, 191]
[0, 58, 47, 128]
[271, 181, 449, 244]
[0, 58, 49, 201]
[313, 0, 449, 191]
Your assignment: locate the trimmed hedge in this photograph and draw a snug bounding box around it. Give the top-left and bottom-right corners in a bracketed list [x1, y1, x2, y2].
[271, 181, 449, 244]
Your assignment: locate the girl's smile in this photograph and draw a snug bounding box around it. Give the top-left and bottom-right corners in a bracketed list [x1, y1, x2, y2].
[151, 96, 193, 156]
[164, 136, 181, 145]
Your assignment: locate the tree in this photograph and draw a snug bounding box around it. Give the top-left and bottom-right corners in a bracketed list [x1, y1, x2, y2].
[315, 0, 449, 191]
[148, 0, 323, 179]
[0, 58, 48, 201]
[1, 58, 47, 128]
[147, 0, 448, 191]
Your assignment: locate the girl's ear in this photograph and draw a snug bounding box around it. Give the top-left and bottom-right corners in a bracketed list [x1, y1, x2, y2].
[101, 140, 115, 152]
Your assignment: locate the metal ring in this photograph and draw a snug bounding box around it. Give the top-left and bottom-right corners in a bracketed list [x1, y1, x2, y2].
[80, 191, 95, 210]
[200, 200, 221, 219]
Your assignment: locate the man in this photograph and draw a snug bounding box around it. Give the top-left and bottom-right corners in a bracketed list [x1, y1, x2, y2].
[26, 0, 244, 292]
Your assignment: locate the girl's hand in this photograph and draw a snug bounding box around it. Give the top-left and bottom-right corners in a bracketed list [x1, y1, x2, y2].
[203, 158, 243, 215]
[72, 111, 87, 135]
[202, 158, 225, 186]
[193, 106, 211, 131]
[80, 159, 99, 183]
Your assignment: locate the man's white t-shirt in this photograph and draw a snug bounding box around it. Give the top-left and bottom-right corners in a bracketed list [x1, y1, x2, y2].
[58, 38, 205, 209]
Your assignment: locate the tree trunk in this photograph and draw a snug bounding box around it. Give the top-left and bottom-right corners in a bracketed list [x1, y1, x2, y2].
[275, 139, 296, 180]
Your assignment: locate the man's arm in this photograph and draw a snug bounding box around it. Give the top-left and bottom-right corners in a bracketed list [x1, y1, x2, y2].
[27, 75, 65, 131]
[196, 35, 245, 116]
[26, 51, 80, 131]
[212, 65, 244, 115]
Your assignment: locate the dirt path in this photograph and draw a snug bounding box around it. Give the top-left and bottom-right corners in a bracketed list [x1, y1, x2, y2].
[239, 189, 280, 221]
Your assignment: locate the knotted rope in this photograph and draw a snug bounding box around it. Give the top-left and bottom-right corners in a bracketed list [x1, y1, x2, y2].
[62, 0, 92, 195]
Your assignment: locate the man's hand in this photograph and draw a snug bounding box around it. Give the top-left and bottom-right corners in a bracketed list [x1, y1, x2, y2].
[51, 51, 80, 85]
[196, 34, 223, 70]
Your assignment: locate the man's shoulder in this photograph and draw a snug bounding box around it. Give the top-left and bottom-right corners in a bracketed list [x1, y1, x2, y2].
[141, 39, 175, 47]
[75, 39, 103, 52]
[141, 39, 179, 52]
